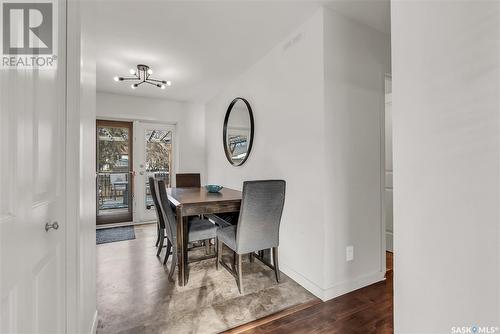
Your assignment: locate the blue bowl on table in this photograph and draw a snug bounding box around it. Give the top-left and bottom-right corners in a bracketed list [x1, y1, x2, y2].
[205, 184, 223, 193]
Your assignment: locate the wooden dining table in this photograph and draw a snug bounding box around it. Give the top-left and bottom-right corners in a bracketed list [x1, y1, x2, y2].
[167, 186, 242, 286]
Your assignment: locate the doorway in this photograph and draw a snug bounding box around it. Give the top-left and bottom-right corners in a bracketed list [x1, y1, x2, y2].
[95, 120, 176, 225]
[134, 122, 175, 223]
[96, 120, 134, 224]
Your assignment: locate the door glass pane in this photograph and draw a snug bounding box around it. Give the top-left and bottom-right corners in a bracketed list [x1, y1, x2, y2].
[97, 124, 132, 220]
[145, 129, 172, 210]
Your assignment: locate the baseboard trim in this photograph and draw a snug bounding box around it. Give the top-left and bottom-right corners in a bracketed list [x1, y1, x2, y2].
[90, 310, 98, 334]
[279, 262, 325, 299]
[322, 270, 385, 301]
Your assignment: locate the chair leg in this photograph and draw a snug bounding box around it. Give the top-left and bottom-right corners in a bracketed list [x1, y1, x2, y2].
[249, 253, 254, 263]
[272, 247, 280, 283]
[233, 251, 237, 270]
[163, 239, 172, 265]
[216, 239, 222, 270]
[156, 233, 164, 257]
[155, 223, 160, 247]
[205, 239, 210, 255]
[236, 253, 243, 294]
[168, 246, 177, 282]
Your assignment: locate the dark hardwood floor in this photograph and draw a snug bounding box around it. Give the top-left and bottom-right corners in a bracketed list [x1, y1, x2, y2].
[227, 252, 394, 334]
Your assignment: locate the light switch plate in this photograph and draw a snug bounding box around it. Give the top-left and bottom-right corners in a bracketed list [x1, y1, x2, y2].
[346, 246, 354, 262]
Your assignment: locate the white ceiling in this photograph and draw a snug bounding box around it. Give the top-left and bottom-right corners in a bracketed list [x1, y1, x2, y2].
[94, 1, 389, 103]
[322, 0, 390, 35]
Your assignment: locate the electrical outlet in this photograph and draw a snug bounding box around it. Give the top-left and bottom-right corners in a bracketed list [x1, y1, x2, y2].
[346, 246, 354, 262]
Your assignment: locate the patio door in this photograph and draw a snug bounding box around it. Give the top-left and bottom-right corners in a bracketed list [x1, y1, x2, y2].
[134, 122, 175, 223]
[96, 120, 133, 224]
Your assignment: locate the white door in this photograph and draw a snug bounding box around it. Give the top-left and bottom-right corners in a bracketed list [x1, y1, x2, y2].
[0, 1, 67, 333]
[134, 122, 176, 223]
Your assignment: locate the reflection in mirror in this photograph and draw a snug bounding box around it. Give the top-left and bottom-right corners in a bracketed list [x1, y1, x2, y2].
[223, 98, 254, 166]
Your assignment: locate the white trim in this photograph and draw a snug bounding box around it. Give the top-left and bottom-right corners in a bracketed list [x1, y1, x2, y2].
[322, 271, 385, 301]
[90, 310, 98, 334]
[281, 262, 386, 302]
[65, 0, 80, 331]
[279, 262, 325, 299]
[66, 1, 97, 332]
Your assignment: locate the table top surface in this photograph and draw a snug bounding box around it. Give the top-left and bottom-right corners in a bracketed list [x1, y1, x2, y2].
[167, 187, 242, 206]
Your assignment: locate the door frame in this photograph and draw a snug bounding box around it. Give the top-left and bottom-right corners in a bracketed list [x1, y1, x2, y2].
[96, 119, 134, 225]
[65, 1, 99, 332]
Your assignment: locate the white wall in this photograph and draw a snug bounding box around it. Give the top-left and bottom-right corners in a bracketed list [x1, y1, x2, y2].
[205, 8, 390, 300]
[392, 1, 500, 332]
[322, 8, 391, 299]
[96, 92, 206, 182]
[205, 9, 327, 296]
[66, 1, 97, 333]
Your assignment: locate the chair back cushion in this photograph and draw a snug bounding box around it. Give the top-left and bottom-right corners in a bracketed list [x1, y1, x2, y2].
[176, 173, 201, 188]
[148, 177, 165, 229]
[236, 180, 286, 253]
[156, 179, 177, 240]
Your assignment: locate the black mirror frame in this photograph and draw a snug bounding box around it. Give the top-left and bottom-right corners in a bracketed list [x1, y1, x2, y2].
[223, 97, 255, 166]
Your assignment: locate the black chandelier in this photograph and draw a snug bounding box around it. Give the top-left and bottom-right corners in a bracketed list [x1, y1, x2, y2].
[114, 64, 171, 90]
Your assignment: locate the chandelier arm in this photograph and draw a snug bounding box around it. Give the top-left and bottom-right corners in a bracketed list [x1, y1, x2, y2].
[144, 81, 160, 87]
[120, 77, 140, 81]
[146, 78, 165, 83]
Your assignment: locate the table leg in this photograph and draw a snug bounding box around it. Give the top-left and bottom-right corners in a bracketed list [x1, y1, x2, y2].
[182, 216, 189, 285]
[176, 206, 185, 286]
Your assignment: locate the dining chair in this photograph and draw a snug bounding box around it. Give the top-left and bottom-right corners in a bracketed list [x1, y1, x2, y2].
[216, 180, 286, 294]
[176, 173, 201, 188]
[148, 177, 166, 250]
[156, 179, 224, 281]
[176, 173, 203, 221]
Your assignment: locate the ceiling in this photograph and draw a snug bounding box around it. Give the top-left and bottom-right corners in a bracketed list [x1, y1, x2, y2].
[322, 0, 390, 35]
[94, 1, 390, 103]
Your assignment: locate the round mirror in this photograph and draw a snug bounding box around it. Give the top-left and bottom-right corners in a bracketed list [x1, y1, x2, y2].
[223, 97, 254, 166]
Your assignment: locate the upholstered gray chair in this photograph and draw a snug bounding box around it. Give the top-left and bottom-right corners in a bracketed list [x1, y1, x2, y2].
[216, 180, 286, 293]
[155, 179, 221, 281]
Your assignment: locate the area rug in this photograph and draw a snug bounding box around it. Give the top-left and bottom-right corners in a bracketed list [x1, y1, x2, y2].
[96, 224, 317, 334]
[96, 226, 136, 244]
